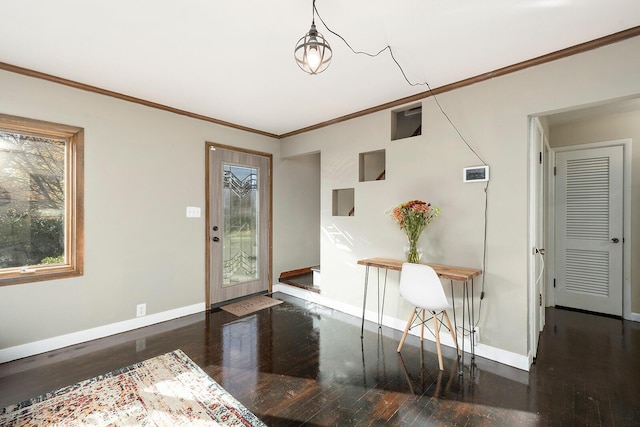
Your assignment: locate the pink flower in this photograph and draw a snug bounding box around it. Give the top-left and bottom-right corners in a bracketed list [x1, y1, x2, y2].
[388, 200, 440, 237]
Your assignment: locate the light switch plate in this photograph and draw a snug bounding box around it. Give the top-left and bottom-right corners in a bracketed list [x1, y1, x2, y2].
[186, 206, 201, 218]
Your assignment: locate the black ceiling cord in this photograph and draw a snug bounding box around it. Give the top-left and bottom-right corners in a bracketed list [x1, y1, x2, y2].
[314, 2, 490, 307]
[313, 3, 486, 167]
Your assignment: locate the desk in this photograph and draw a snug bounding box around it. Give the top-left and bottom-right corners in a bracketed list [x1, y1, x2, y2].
[357, 257, 482, 373]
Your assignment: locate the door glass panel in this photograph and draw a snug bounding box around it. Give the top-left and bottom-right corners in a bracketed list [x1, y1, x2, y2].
[223, 164, 259, 286]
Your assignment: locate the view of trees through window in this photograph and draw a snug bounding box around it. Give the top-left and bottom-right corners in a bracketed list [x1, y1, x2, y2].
[0, 131, 66, 269]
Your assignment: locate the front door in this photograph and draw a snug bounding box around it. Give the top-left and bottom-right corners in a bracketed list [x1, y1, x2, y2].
[555, 145, 623, 316]
[207, 144, 271, 308]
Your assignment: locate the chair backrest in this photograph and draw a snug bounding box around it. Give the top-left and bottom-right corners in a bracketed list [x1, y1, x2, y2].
[399, 263, 451, 311]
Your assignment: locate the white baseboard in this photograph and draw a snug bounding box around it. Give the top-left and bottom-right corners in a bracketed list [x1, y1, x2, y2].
[274, 283, 531, 371]
[626, 312, 640, 322]
[0, 302, 206, 364]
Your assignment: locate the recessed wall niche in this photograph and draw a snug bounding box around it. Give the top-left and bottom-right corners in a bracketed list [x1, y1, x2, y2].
[359, 149, 386, 182]
[391, 104, 422, 141]
[332, 188, 355, 216]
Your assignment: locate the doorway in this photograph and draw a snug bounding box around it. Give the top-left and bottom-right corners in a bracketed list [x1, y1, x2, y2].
[206, 143, 272, 308]
[530, 99, 640, 367]
[529, 122, 632, 363]
[274, 152, 321, 292]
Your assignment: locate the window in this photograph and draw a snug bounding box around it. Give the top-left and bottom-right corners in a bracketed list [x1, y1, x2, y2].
[0, 114, 84, 286]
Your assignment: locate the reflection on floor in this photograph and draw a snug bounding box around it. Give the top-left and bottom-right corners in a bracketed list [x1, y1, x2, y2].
[1, 293, 639, 425]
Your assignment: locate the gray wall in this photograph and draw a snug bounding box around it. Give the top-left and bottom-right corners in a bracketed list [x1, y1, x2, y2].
[0, 70, 279, 350]
[280, 36, 640, 361]
[2, 34, 640, 368]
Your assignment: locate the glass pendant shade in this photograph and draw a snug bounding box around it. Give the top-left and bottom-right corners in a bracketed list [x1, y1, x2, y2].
[294, 23, 332, 75]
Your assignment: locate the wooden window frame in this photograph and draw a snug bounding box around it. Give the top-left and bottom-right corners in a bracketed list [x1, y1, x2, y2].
[0, 114, 84, 286]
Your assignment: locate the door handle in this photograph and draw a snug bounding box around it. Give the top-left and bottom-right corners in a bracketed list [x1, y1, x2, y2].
[212, 236, 220, 242]
[611, 238, 620, 243]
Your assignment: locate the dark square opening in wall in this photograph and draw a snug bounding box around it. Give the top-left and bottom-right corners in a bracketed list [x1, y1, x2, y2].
[359, 150, 386, 182]
[392, 104, 422, 141]
[332, 188, 355, 216]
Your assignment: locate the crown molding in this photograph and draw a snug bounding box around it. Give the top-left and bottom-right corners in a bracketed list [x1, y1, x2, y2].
[2, 25, 639, 140]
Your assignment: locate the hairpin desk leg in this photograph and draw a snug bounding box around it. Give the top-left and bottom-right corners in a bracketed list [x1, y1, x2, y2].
[360, 265, 370, 338]
[471, 278, 476, 361]
[450, 280, 464, 376]
[379, 268, 388, 328]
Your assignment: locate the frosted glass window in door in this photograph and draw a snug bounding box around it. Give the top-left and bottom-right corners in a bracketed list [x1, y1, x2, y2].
[223, 164, 259, 286]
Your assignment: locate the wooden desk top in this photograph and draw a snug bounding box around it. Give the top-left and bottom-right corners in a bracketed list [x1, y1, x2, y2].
[357, 257, 482, 282]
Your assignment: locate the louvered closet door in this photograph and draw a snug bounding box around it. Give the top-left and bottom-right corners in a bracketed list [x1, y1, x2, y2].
[555, 146, 623, 316]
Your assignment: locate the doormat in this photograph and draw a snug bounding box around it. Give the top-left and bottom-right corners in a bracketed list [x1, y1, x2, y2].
[0, 349, 265, 426]
[221, 295, 283, 317]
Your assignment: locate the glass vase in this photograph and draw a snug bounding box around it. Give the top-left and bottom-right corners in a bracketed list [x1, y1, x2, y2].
[405, 237, 423, 263]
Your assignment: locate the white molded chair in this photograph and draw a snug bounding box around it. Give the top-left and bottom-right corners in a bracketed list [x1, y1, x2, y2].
[396, 263, 460, 370]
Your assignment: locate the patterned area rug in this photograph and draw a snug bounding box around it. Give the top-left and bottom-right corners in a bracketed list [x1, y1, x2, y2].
[220, 295, 283, 317]
[0, 349, 264, 426]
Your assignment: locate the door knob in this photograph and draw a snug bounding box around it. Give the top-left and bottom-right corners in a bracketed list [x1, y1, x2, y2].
[212, 237, 220, 242]
[611, 238, 620, 243]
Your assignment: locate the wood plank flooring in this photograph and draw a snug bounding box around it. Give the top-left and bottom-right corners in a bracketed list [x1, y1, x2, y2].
[1, 293, 639, 426]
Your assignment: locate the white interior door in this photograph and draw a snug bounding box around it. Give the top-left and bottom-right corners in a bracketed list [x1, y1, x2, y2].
[208, 146, 271, 307]
[530, 118, 546, 358]
[555, 146, 623, 316]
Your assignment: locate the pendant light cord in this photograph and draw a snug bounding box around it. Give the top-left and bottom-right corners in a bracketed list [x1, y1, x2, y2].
[314, 3, 490, 309]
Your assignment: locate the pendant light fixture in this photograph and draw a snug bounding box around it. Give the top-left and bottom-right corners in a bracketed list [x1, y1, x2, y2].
[294, 0, 332, 75]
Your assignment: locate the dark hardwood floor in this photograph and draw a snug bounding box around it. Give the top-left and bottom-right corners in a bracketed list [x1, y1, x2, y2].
[1, 293, 639, 426]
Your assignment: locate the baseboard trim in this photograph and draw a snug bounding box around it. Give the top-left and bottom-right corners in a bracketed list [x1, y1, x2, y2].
[0, 302, 206, 364]
[274, 283, 531, 371]
[626, 312, 640, 322]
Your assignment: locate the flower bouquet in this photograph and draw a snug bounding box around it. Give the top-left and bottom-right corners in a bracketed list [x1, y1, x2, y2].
[389, 200, 440, 263]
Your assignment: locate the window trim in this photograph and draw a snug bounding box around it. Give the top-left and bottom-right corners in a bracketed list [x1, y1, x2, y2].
[0, 114, 84, 286]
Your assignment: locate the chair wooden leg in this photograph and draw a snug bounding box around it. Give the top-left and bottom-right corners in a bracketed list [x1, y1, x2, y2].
[397, 308, 417, 352]
[434, 311, 443, 370]
[420, 309, 425, 342]
[443, 311, 461, 357]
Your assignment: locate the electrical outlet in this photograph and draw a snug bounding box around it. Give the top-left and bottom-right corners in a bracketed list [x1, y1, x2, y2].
[136, 303, 146, 317]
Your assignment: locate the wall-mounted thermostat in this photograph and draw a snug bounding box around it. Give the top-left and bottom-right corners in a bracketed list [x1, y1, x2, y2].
[463, 165, 489, 183]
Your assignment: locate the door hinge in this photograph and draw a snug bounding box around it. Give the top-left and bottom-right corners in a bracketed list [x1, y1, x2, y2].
[539, 293, 542, 306]
[539, 152, 542, 164]
[553, 278, 556, 288]
[554, 166, 557, 176]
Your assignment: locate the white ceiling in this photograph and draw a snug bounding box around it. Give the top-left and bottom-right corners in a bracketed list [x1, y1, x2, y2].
[2, 1, 640, 137]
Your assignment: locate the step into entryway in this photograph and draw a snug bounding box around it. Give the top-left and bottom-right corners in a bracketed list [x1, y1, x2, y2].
[278, 266, 320, 293]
